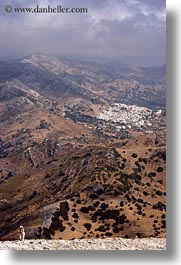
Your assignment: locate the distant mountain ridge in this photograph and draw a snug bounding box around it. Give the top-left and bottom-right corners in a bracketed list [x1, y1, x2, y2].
[0, 54, 166, 110]
[0, 54, 166, 85]
[103, 60, 166, 85]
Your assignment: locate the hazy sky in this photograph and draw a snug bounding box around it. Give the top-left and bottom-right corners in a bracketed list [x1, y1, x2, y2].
[0, 0, 166, 66]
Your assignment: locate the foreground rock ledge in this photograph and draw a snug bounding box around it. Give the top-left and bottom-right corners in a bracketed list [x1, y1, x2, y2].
[0, 238, 166, 250]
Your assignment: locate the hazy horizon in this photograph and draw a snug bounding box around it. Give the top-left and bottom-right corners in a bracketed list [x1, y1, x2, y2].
[0, 52, 166, 68]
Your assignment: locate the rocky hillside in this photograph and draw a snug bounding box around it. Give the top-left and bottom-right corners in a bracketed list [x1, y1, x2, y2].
[0, 54, 166, 241]
[0, 143, 166, 240]
[0, 54, 166, 109]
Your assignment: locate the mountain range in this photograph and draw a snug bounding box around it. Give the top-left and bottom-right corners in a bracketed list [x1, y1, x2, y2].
[0, 54, 166, 240]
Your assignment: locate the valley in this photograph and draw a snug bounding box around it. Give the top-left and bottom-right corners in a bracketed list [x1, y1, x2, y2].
[0, 54, 166, 241]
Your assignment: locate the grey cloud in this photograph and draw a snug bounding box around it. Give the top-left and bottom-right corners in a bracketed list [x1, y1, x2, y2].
[0, 0, 165, 66]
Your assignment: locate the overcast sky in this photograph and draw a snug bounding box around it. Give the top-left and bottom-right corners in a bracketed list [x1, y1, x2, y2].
[0, 0, 166, 66]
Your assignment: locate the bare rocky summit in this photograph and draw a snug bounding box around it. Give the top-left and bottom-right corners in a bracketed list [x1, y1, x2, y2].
[0, 238, 166, 250]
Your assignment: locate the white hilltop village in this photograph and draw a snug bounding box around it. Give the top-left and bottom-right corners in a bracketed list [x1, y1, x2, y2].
[98, 103, 163, 130]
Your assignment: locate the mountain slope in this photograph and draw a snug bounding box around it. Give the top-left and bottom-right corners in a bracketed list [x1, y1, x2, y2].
[0, 54, 166, 108]
[0, 54, 166, 240]
[0, 143, 166, 240]
[103, 60, 166, 85]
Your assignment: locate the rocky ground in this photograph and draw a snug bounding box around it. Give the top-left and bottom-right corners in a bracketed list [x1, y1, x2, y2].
[0, 238, 166, 250]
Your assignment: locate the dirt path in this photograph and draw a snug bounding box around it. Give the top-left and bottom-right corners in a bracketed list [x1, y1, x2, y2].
[0, 238, 166, 250]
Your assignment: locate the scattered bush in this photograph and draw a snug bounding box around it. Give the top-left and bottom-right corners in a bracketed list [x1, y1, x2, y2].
[88, 205, 95, 211]
[98, 225, 106, 232]
[138, 157, 143, 163]
[157, 180, 163, 184]
[76, 199, 81, 204]
[137, 198, 143, 203]
[142, 158, 148, 164]
[72, 213, 79, 219]
[43, 227, 52, 239]
[39, 120, 51, 129]
[156, 167, 164, 173]
[135, 232, 141, 238]
[83, 223, 92, 231]
[143, 191, 148, 196]
[152, 202, 166, 211]
[121, 163, 126, 169]
[161, 220, 166, 228]
[93, 201, 100, 207]
[130, 172, 142, 185]
[100, 203, 109, 210]
[113, 226, 119, 233]
[120, 201, 124, 207]
[155, 190, 163, 196]
[134, 187, 140, 191]
[135, 161, 141, 168]
[80, 207, 89, 214]
[137, 210, 142, 215]
[89, 193, 99, 199]
[161, 214, 166, 219]
[59, 201, 70, 220]
[105, 232, 113, 237]
[156, 151, 166, 161]
[148, 172, 156, 178]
